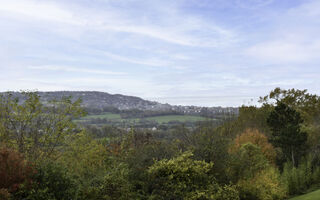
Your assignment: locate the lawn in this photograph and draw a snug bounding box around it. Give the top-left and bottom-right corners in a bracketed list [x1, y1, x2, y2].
[289, 189, 320, 200]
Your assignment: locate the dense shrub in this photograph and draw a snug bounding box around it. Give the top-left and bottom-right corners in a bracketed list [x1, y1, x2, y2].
[228, 143, 287, 200]
[99, 163, 134, 200]
[282, 155, 320, 195]
[14, 161, 78, 200]
[229, 143, 269, 182]
[213, 185, 240, 200]
[237, 168, 287, 200]
[192, 127, 232, 184]
[0, 188, 11, 200]
[147, 151, 239, 200]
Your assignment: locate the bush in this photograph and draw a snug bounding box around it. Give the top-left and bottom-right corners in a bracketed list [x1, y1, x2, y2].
[147, 151, 239, 200]
[14, 161, 78, 200]
[99, 163, 134, 200]
[75, 162, 134, 200]
[213, 185, 240, 200]
[228, 143, 269, 182]
[0, 188, 11, 200]
[282, 155, 320, 195]
[237, 168, 287, 200]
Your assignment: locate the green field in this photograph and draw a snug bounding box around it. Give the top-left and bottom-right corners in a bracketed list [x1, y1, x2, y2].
[77, 113, 209, 124]
[144, 115, 208, 123]
[81, 112, 121, 120]
[289, 189, 320, 200]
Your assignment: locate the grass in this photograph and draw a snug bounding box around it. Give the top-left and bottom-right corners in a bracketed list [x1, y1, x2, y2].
[77, 113, 210, 124]
[81, 112, 121, 120]
[144, 115, 208, 123]
[289, 189, 320, 200]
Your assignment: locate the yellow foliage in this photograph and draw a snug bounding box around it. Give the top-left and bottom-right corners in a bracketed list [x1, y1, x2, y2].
[237, 168, 287, 200]
[231, 129, 276, 164]
[57, 131, 108, 176]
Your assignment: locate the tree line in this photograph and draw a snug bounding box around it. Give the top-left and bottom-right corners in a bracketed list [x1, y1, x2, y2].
[0, 88, 320, 200]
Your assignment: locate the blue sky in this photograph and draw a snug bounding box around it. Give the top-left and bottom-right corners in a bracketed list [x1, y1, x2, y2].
[1, 0, 320, 106]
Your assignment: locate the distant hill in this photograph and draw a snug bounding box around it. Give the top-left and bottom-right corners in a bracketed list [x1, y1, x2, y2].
[1, 91, 238, 115]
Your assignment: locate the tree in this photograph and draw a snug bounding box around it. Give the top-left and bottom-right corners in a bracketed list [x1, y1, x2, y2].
[229, 143, 269, 182]
[0, 92, 85, 161]
[231, 129, 276, 164]
[192, 124, 232, 184]
[228, 143, 287, 200]
[267, 102, 307, 166]
[260, 88, 320, 150]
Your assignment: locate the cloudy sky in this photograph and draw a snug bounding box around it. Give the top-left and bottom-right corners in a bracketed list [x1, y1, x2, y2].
[1, 0, 320, 106]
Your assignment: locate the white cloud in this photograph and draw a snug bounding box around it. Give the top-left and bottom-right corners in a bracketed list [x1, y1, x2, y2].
[245, 39, 320, 63]
[1, 0, 319, 106]
[235, 0, 274, 9]
[244, 0, 320, 63]
[287, 0, 320, 17]
[29, 65, 126, 75]
[102, 51, 171, 67]
[0, 0, 236, 47]
[0, 0, 81, 25]
[16, 76, 168, 98]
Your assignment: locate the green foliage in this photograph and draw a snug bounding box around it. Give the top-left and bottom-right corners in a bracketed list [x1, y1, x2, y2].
[72, 162, 134, 200]
[192, 125, 232, 184]
[261, 88, 320, 161]
[57, 132, 110, 199]
[229, 143, 287, 200]
[98, 163, 134, 200]
[229, 143, 269, 181]
[121, 130, 178, 198]
[147, 151, 239, 200]
[57, 131, 135, 200]
[236, 106, 273, 136]
[14, 161, 78, 200]
[282, 156, 320, 195]
[0, 92, 85, 161]
[213, 185, 240, 200]
[0, 88, 319, 199]
[260, 88, 320, 123]
[231, 129, 276, 164]
[237, 168, 287, 200]
[214, 105, 272, 140]
[267, 102, 307, 166]
[58, 131, 108, 177]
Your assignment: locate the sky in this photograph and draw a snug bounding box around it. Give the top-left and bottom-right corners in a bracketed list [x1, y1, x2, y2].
[1, 0, 320, 107]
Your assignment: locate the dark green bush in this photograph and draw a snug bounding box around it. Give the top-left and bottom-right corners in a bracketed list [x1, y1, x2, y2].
[282, 155, 320, 195]
[14, 161, 78, 200]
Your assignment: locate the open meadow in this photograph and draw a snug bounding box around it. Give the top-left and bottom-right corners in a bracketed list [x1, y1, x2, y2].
[289, 189, 320, 200]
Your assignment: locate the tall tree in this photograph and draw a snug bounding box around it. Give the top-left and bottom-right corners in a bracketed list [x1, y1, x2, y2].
[260, 88, 320, 149]
[0, 92, 85, 161]
[267, 102, 307, 166]
[230, 129, 276, 164]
